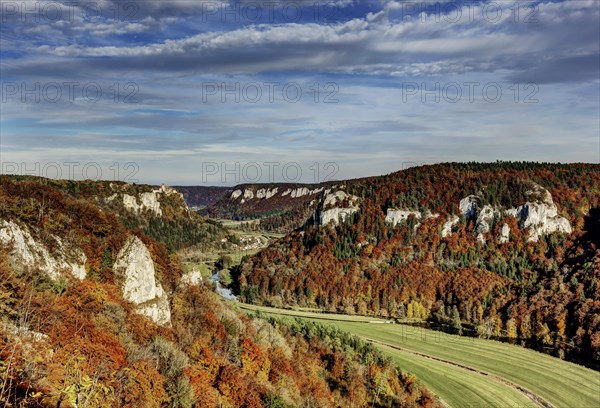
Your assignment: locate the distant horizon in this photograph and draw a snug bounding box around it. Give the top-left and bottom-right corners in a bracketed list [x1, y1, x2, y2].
[2, 159, 598, 187]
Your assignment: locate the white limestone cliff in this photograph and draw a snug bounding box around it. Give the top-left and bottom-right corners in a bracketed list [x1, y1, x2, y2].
[229, 186, 324, 201]
[441, 215, 460, 238]
[385, 209, 439, 230]
[291, 187, 310, 198]
[447, 184, 571, 243]
[113, 236, 171, 326]
[318, 191, 360, 226]
[139, 192, 162, 215]
[499, 223, 511, 244]
[385, 210, 422, 227]
[0, 220, 87, 280]
[506, 185, 572, 242]
[475, 205, 497, 243]
[256, 188, 279, 199]
[459, 195, 480, 221]
[110, 185, 184, 216]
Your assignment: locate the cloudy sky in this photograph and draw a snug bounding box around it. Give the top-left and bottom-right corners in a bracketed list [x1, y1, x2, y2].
[1, 0, 598, 185]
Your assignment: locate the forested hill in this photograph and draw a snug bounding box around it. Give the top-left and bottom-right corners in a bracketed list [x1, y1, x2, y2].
[237, 162, 600, 364]
[0, 175, 440, 407]
[173, 185, 232, 209]
[176, 180, 379, 234]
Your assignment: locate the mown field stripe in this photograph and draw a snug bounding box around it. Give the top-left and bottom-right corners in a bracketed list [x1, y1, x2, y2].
[366, 338, 550, 408]
[377, 345, 535, 408]
[237, 303, 600, 408]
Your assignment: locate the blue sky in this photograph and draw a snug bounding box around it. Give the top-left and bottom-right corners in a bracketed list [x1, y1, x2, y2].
[1, 0, 599, 185]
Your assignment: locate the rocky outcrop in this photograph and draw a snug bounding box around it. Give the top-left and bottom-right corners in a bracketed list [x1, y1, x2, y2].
[122, 192, 162, 216]
[385, 209, 439, 230]
[506, 185, 572, 242]
[231, 187, 280, 201]
[109, 185, 184, 216]
[0, 220, 87, 280]
[499, 223, 511, 244]
[113, 236, 171, 326]
[457, 196, 500, 242]
[447, 184, 571, 243]
[230, 186, 324, 202]
[385, 210, 422, 227]
[140, 192, 162, 215]
[475, 205, 496, 243]
[318, 191, 360, 226]
[441, 215, 460, 238]
[256, 188, 278, 199]
[291, 187, 309, 198]
[459, 195, 480, 221]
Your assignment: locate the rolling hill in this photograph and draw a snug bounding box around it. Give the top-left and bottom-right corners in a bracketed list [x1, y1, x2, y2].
[235, 162, 600, 365]
[0, 175, 439, 407]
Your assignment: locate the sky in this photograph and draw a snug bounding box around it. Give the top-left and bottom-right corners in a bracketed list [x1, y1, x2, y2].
[0, 0, 599, 185]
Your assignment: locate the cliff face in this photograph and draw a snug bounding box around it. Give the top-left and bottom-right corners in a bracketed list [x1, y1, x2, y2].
[317, 190, 360, 226]
[0, 177, 188, 326]
[505, 186, 572, 242]
[0, 220, 87, 281]
[382, 184, 571, 243]
[105, 184, 187, 217]
[113, 236, 172, 326]
[201, 181, 344, 233]
[443, 184, 572, 243]
[385, 210, 422, 227]
[0, 215, 172, 326]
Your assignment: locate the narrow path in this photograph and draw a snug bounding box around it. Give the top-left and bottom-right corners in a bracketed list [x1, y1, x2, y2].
[364, 337, 554, 408]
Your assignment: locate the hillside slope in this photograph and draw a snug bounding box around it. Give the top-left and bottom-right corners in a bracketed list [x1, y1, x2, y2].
[0, 176, 439, 407]
[198, 182, 351, 233]
[173, 186, 232, 209]
[237, 162, 600, 364]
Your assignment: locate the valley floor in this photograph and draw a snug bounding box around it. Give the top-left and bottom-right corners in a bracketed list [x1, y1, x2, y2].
[236, 303, 600, 408]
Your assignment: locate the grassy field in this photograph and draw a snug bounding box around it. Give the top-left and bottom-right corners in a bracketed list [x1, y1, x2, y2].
[238, 303, 395, 323]
[238, 303, 600, 408]
[379, 346, 533, 408]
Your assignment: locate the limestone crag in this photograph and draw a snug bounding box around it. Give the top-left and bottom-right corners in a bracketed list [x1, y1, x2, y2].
[506, 186, 572, 242]
[499, 223, 511, 244]
[446, 184, 571, 243]
[107, 184, 184, 216]
[441, 215, 460, 238]
[113, 236, 171, 325]
[384, 209, 439, 231]
[0, 220, 87, 280]
[231, 186, 326, 201]
[385, 210, 422, 227]
[318, 191, 360, 226]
